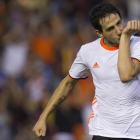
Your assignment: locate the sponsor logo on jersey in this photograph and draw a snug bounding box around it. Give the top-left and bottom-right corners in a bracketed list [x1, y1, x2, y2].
[93, 62, 100, 68]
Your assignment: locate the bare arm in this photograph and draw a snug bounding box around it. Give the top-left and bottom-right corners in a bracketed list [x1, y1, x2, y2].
[32, 75, 79, 137]
[118, 20, 140, 82]
[40, 75, 78, 119]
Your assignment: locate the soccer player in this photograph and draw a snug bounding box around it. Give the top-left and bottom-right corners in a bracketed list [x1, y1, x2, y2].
[32, 3, 140, 140]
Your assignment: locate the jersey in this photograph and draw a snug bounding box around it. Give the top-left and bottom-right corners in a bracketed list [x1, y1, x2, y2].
[69, 36, 140, 139]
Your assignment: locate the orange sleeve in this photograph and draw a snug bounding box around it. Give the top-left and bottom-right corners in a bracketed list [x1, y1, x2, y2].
[68, 74, 88, 80]
[131, 58, 140, 64]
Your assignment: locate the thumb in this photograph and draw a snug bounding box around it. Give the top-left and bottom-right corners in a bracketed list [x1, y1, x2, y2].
[35, 129, 43, 137]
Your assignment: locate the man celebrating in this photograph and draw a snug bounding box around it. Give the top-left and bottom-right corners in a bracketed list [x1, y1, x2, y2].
[32, 3, 140, 140]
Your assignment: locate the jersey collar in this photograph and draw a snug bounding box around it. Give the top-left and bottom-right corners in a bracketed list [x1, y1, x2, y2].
[100, 38, 119, 51]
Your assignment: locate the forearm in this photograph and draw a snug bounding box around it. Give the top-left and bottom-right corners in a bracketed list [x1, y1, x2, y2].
[118, 34, 135, 81]
[39, 76, 77, 120]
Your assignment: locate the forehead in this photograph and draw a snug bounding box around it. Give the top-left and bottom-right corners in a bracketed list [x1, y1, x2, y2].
[99, 14, 121, 29]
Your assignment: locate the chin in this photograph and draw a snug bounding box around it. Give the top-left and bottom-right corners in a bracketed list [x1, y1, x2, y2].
[116, 42, 119, 45]
[112, 41, 119, 46]
[116, 43, 119, 46]
[115, 40, 120, 46]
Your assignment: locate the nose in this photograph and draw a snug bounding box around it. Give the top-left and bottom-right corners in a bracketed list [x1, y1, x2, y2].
[115, 27, 122, 35]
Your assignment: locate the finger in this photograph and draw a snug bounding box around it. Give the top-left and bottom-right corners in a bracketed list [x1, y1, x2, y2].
[42, 131, 46, 137]
[126, 21, 132, 29]
[138, 21, 140, 30]
[134, 20, 138, 30]
[131, 20, 135, 30]
[35, 130, 42, 137]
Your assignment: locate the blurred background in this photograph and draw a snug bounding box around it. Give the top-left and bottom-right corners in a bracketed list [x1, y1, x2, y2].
[0, 0, 140, 140]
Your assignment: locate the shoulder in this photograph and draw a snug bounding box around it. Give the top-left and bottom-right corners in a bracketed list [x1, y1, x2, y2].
[80, 38, 102, 52]
[78, 38, 102, 62]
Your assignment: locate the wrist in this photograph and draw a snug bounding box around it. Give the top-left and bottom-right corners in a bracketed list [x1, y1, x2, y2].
[119, 33, 131, 48]
[121, 32, 131, 38]
[39, 114, 48, 121]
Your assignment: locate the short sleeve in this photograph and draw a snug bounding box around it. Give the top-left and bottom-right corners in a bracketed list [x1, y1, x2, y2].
[131, 38, 140, 62]
[69, 49, 89, 79]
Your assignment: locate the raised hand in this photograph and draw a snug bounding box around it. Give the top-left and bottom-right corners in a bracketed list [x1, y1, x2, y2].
[122, 20, 140, 36]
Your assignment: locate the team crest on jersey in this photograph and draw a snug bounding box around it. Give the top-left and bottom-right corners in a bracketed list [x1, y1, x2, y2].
[93, 62, 100, 68]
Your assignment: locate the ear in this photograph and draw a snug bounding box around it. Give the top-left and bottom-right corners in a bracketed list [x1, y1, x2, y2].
[95, 30, 103, 38]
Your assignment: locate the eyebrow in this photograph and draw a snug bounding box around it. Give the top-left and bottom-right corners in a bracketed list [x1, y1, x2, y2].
[105, 19, 122, 31]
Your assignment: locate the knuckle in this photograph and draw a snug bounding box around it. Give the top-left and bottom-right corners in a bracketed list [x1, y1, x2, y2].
[36, 134, 39, 137]
[127, 21, 131, 25]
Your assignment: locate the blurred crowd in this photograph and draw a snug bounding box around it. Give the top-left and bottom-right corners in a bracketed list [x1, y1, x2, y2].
[0, 0, 140, 140]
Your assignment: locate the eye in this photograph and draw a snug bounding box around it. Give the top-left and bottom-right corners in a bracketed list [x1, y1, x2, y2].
[117, 20, 122, 25]
[107, 27, 114, 32]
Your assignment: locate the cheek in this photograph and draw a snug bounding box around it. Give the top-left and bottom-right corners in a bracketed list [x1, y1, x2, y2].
[104, 33, 117, 43]
[104, 32, 114, 40]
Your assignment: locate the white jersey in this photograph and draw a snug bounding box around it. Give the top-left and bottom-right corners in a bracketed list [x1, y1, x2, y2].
[69, 36, 140, 139]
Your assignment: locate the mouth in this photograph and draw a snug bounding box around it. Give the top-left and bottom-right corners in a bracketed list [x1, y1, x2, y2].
[118, 35, 121, 40]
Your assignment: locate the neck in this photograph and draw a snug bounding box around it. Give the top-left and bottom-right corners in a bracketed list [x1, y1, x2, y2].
[104, 38, 118, 47]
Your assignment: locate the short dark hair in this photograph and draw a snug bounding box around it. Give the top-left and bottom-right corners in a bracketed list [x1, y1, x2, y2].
[89, 3, 121, 32]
